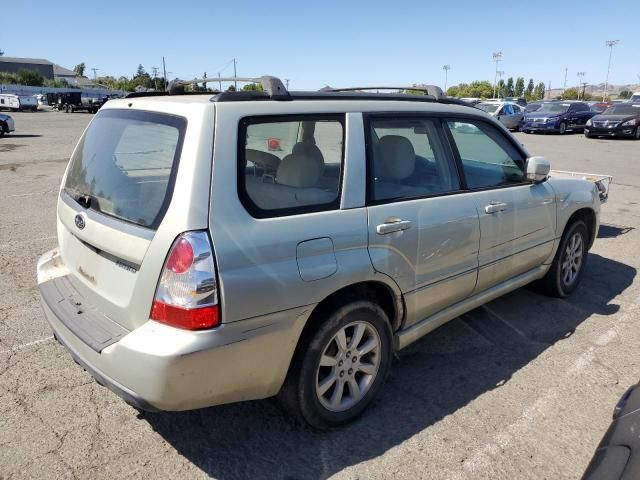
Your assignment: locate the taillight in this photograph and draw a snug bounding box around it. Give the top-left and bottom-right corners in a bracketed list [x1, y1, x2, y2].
[150, 231, 220, 330]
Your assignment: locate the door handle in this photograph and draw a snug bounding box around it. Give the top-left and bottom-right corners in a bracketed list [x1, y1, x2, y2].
[376, 218, 412, 235]
[484, 202, 508, 214]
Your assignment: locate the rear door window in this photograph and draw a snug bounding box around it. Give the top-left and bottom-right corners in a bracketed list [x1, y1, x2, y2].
[239, 115, 344, 217]
[64, 109, 186, 229]
[367, 116, 461, 202]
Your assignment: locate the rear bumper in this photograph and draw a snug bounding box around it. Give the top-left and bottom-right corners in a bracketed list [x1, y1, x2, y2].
[585, 127, 636, 137]
[37, 248, 310, 411]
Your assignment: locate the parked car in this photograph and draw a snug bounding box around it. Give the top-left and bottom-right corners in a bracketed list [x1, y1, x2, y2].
[525, 101, 545, 113]
[0, 93, 38, 111]
[0, 113, 15, 136]
[582, 382, 640, 479]
[475, 101, 524, 130]
[37, 76, 607, 429]
[585, 103, 640, 139]
[629, 92, 640, 103]
[521, 101, 596, 134]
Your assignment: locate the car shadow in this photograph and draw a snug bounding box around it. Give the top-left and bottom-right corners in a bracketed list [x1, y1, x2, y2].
[141, 253, 635, 480]
[598, 223, 634, 239]
[4, 134, 43, 138]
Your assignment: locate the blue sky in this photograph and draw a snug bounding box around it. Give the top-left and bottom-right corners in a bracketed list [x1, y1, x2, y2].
[3, 0, 638, 90]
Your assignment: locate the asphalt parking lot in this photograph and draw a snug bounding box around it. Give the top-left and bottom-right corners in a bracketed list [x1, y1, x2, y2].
[1, 110, 639, 480]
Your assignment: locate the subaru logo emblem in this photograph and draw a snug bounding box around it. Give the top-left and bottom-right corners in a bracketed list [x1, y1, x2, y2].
[74, 214, 86, 230]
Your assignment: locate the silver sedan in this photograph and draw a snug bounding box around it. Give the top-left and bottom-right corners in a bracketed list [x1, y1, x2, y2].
[476, 101, 524, 131]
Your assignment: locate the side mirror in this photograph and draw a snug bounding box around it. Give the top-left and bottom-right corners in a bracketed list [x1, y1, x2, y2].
[527, 156, 550, 183]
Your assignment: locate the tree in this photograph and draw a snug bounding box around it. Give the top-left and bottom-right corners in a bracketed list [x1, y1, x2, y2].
[17, 69, 44, 86]
[242, 83, 263, 92]
[74, 62, 86, 77]
[515, 77, 525, 97]
[525, 78, 535, 99]
[496, 79, 506, 98]
[136, 64, 146, 77]
[619, 90, 632, 99]
[562, 88, 579, 100]
[226, 85, 236, 92]
[534, 82, 546, 100]
[446, 85, 460, 97]
[0, 49, 4, 56]
[505, 77, 515, 97]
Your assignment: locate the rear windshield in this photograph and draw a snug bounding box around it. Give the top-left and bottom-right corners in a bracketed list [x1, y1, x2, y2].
[476, 103, 499, 113]
[64, 109, 186, 229]
[602, 104, 640, 115]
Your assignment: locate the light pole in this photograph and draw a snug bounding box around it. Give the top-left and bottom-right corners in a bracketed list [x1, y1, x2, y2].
[492, 51, 503, 99]
[442, 65, 451, 92]
[576, 72, 585, 99]
[603, 40, 620, 101]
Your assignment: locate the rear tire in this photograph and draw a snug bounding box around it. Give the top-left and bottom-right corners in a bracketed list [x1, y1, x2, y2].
[538, 220, 588, 298]
[585, 132, 592, 138]
[634, 127, 640, 140]
[279, 300, 392, 430]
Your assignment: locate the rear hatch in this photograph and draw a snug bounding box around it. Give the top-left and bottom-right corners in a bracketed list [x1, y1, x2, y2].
[56, 103, 214, 331]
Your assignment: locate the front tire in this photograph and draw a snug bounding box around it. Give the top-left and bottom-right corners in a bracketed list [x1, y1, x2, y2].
[539, 220, 588, 298]
[279, 300, 392, 430]
[558, 121, 567, 135]
[634, 127, 640, 140]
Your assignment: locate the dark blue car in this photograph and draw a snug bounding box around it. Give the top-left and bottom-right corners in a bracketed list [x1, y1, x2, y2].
[520, 101, 596, 134]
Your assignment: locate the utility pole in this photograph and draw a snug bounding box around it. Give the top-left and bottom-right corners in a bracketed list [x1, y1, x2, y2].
[576, 72, 586, 100]
[151, 67, 159, 90]
[233, 58, 237, 90]
[497, 71, 504, 98]
[285, 79, 290, 89]
[603, 40, 620, 101]
[217, 72, 222, 91]
[563, 67, 568, 92]
[492, 51, 503, 99]
[547, 81, 552, 99]
[580, 82, 588, 101]
[162, 56, 167, 91]
[442, 65, 451, 92]
[91, 68, 99, 82]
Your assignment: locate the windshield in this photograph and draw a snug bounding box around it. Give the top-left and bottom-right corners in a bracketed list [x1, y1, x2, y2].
[602, 104, 640, 116]
[536, 103, 570, 114]
[476, 103, 499, 113]
[590, 104, 609, 113]
[631, 95, 640, 102]
[64, 109, 187, 229]
[525, 103, 541, 112]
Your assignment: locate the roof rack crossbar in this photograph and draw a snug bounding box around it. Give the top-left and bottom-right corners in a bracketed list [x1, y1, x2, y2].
[321, 85, 445, 101]
[170, 75, 290, 100]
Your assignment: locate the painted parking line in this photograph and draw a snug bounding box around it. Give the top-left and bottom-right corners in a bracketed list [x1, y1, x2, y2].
[0, 335, 54, 355]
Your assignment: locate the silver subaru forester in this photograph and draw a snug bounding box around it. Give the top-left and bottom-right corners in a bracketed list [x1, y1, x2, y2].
[37, 76, 607, 429]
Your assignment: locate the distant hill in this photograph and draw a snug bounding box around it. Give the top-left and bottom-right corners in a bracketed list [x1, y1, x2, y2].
[548, 83, 639, 99]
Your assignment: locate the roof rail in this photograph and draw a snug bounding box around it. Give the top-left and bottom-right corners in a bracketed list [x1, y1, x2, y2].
[320, 85, 445, 101]
[169, 75, 290, 100]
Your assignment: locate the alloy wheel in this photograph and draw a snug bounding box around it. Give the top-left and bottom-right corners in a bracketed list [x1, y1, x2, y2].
[315, 321, 381, 412]
[561, 232, 584, 287]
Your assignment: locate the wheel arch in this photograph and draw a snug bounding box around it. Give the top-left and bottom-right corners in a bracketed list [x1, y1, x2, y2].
[565, 207, 597, 249]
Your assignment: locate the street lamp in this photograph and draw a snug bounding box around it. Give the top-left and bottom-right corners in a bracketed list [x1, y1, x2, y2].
[576, 72, 586, 100]
[442, 65, 451, 92]
[492, 51, 503, 99]
[603, 40, 620, 101]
